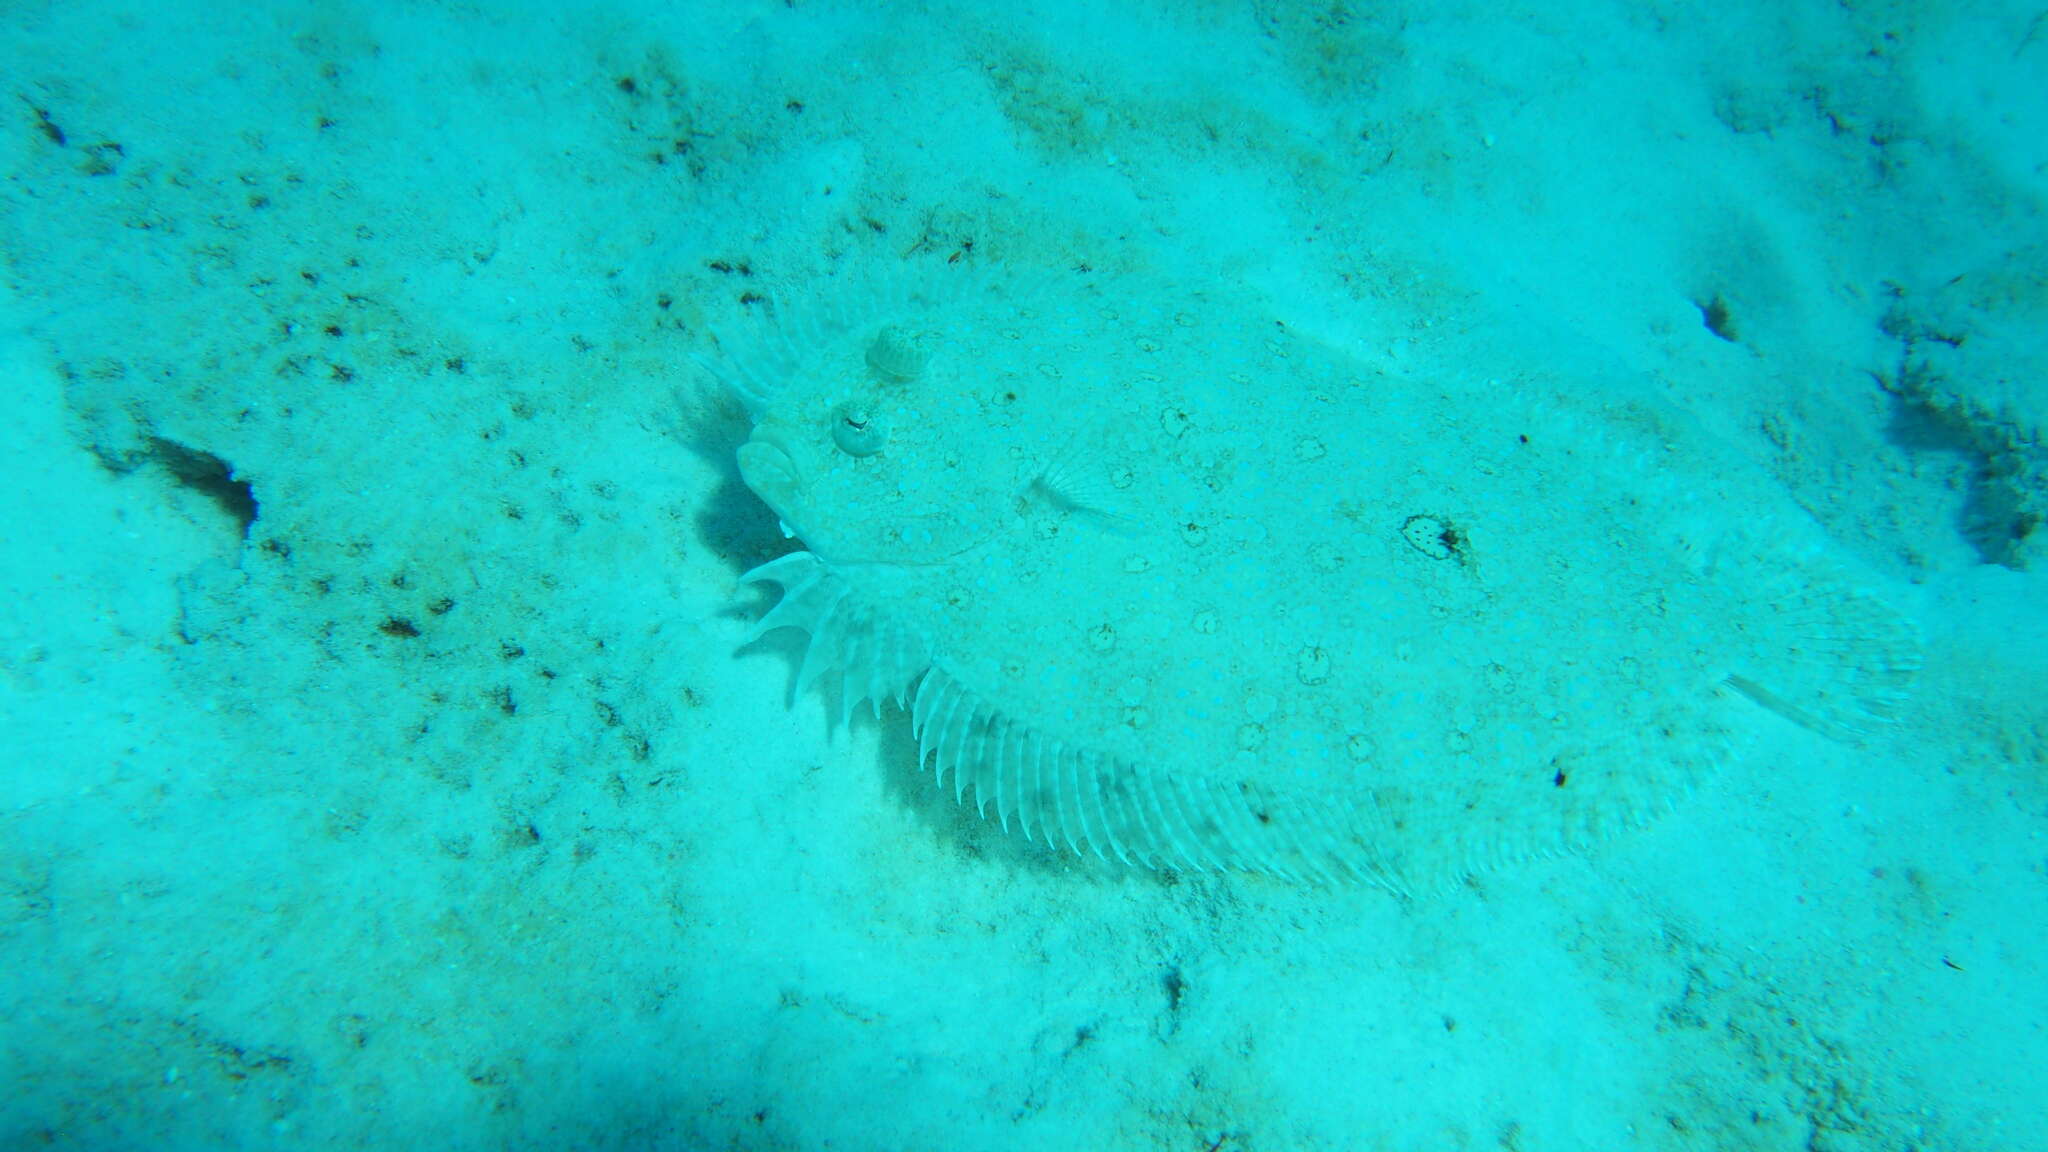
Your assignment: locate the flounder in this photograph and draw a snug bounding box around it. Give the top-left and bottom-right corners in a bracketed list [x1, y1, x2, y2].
[710, 264, 1919, 889]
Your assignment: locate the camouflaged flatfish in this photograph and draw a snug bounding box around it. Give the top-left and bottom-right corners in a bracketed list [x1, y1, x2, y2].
[708, 263, 1919, 889]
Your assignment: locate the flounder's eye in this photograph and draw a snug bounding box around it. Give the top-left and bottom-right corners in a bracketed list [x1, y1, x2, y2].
[865, 324, 929, 382]
[831, 401, 887, 457]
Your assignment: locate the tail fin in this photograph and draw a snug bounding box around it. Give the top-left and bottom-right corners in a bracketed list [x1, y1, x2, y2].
[1722, 546, 1921, 742]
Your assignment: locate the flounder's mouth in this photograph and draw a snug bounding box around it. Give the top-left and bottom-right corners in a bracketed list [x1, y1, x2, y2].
[736, 434, 805, 536]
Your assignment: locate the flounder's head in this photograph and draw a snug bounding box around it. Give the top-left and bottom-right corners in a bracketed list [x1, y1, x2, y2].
[734, 315, 1024, 566]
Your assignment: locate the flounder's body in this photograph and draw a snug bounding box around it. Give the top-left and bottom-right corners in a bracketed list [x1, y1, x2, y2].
[714, 264, 1917, 889]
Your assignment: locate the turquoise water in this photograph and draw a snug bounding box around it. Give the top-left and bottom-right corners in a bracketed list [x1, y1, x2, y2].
[2, 2, 2043, 1149]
